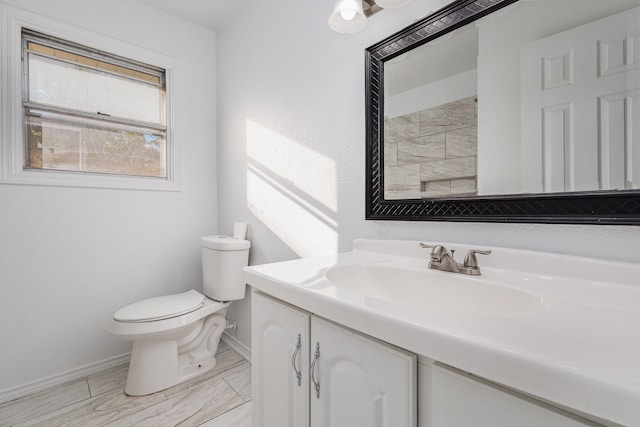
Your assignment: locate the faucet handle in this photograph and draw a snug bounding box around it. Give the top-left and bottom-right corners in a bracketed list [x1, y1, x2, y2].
[419, 243, 449, 263]
[418, 243, 435, 250]
[463, 249, 492, 268]
[419, 243, 437, 261]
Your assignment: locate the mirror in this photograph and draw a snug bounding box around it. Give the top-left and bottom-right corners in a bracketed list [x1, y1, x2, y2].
[365, 0, 640, 224]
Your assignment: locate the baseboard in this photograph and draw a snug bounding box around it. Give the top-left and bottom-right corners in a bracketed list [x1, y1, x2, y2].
[2, 335, 249, 405]
[0, 353, 130, 405]
[221, 332, 251, 362]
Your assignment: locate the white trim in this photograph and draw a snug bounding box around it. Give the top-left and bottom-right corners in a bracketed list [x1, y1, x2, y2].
[0, 352, 130, 405]
[0, 4, 181, 191]
[221, 332, 252, 362]
[0, 7, 6, 173]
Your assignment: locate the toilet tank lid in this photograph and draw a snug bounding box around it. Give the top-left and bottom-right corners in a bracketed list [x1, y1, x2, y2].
[113, 290, 205, 322]
[201, 235, 250, 250]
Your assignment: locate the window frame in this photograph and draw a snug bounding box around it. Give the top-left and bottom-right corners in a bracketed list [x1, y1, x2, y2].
[0, 6, 180, 191]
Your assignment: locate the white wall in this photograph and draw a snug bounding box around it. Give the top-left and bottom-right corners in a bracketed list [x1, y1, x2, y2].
[385, 69, 477, 118]
[217, 0, 640, 350]
[0, 0, 217, 398]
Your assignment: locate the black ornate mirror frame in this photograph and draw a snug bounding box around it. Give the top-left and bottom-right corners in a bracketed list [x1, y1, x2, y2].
[365, 0, 640, 224]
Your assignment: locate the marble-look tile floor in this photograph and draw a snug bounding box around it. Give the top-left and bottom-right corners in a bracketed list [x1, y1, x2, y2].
[0, 341, 251, 427]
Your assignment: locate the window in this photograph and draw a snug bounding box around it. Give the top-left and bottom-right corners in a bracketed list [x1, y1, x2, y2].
[22, 29, 168, 179]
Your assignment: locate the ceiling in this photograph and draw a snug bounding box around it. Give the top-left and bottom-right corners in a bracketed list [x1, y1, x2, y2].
[135, 0, 253, 31]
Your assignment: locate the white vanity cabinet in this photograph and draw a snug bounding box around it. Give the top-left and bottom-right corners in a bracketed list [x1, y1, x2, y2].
[252, 291, 310, 427]
[252, 292, 417, 427]
[431, 365, 594, 427]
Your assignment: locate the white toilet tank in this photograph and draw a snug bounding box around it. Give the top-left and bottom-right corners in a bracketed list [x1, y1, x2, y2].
[200, 235, 251, 301]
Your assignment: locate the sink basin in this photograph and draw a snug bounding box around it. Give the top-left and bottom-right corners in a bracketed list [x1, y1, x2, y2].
[324, 263, 547, 316]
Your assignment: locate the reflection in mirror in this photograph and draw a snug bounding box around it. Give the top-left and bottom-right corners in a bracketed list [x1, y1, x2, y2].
[382, 0, 640, 200]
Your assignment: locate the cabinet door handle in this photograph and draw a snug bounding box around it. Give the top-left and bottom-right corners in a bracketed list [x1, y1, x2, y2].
[311, 342, 320, 399]
[291, 333, 302, 386]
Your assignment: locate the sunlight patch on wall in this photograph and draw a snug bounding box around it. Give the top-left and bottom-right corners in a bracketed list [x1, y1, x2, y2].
[246, 119, 338, 257]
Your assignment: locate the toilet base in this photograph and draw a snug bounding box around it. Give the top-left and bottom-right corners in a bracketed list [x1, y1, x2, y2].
[123, 312, 227, 396]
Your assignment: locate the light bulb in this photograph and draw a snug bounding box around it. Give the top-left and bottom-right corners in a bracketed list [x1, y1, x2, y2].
[328, 0, 367, 33]
[340, 9, 357, 20]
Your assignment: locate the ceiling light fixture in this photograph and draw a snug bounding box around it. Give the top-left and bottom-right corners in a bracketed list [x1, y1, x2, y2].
[328, 0, 368, 33]
[329, 0, 412, 34]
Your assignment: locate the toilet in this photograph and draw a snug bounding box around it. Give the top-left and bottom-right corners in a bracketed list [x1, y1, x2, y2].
[109, 234, 250, 396]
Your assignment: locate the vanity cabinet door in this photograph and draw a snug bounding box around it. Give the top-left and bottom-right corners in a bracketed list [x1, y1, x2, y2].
[432, 365, 593, 427]
[310, 316, 417, 427]
[252, 292, 310, 427]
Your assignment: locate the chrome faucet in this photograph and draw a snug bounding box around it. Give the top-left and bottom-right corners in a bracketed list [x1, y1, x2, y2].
[419, 243, 491, 276]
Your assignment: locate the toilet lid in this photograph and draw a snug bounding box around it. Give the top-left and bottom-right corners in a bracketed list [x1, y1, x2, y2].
[114, 290, 205, 322]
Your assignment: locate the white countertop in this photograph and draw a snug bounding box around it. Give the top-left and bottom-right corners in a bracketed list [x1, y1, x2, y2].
[243, 239, 640, 427]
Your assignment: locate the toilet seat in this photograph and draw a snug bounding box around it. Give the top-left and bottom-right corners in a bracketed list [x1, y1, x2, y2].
[114, 290, 205, 323]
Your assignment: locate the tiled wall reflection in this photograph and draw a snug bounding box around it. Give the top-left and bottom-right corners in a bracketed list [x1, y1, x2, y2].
[384, 96, 477, 199]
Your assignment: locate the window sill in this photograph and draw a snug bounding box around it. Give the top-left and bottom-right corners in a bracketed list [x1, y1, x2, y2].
[0, 168, 181, 192]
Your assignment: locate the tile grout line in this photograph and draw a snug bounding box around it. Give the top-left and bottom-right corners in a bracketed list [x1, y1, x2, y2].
[0, 380, 93, 427]
[221, 377, 243, 402]
[195, 400, 252, 427]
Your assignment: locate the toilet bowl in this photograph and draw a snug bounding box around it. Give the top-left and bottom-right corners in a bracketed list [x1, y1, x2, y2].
[109, 235, 250, 396]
